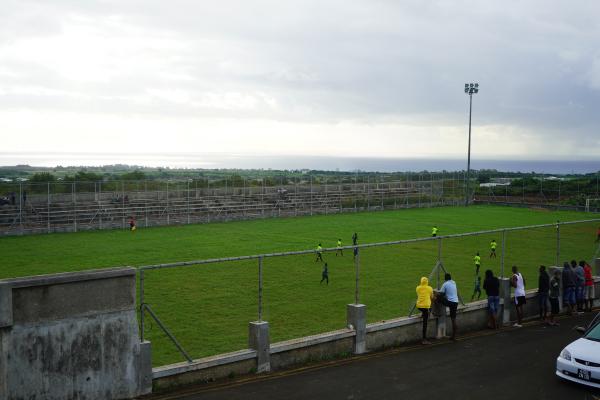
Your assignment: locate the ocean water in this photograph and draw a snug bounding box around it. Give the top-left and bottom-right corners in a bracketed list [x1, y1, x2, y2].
[0, 153, 597, 174]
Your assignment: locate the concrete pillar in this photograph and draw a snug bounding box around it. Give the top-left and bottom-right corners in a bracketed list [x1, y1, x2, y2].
[549, 266, 564, 310]
[249, 321, 270, 373]
[499, 278, 511, 326]
[138, 341, 153, 395]
[432, 290, 446, 338]
[0, 283, 12, 328]
[595, 259, 600, 277]
[347, 304, 366, 354]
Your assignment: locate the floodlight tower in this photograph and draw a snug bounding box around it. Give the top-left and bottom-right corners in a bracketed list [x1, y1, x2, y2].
[464, 82, 479, 206]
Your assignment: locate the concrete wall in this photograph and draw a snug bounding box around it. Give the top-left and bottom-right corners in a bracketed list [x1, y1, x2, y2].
[153, 272, 600, 390]
[0, 268, 151, 400]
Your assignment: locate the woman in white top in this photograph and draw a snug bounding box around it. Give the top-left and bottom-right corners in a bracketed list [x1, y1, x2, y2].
[511, 265, 526, 327]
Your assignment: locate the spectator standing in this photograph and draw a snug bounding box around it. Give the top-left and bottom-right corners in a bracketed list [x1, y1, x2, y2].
[438, 273, 459, 341]
[561, 261, 576, 315]
[511, 265, 526, 328]
[583, 261, 595, 312]
[483, 269, 500, 329]
[548, 270, 561, 326]
[574, 260, 585, 313]
[336, 239, 343, 256]
[538, 265, 550, 323]
[416, 277, 434, 345]
[432, 226, 438, 237]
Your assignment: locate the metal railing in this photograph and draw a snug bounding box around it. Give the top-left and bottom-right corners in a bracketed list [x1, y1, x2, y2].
[138, 218, 600, 365]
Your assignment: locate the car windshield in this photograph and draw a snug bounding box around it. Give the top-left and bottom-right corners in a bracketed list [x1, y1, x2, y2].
[585, 322, 600, 342]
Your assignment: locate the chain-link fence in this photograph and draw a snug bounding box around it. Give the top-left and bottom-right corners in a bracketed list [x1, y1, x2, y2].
[474, 173, 600, 210]
[2, 172, 598, 236]
[0, 174, 467, 235]
[138, 218, 600, 367]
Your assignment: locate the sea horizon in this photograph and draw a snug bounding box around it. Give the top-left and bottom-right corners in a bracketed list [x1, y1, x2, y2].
[0, 153, 598, 175]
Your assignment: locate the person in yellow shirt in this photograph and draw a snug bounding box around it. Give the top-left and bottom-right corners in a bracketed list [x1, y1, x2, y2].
[416, 277, 434, 344]
[474, 252, 481, 275]
[315, 243, 323, 262]
[489, 240, 497, 258]
[336, 239, 343, 256]
[432, 226, 438, 237]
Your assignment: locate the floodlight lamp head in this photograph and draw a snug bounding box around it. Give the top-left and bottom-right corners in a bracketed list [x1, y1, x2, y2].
[470, 83, 474, 88]
[474, 88, 479, 93]
[465, 83, 469, 88]
[465, 88, 469, 93]
[474, 83, 479, 88]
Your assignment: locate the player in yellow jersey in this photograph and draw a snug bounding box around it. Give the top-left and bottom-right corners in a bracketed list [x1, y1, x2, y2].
[489, 239, 497, 258]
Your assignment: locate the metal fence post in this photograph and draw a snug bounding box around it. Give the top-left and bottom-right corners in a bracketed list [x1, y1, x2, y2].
[122, 181, 125, 229]
[556, 221, 560, 268]
[258, 256, 263, 322]
[47, 182, 50, 233]
[99, 181, 103, 230]
[166, 180, 170, 225]
[354, 248, 360, 304]
[73, 182, 77, 232]
[437, 237, 442, 289]
[140, 269, 145, 342]
[187, 179, 190, 224]
[310, 175, 313, 216]
[500, 229, 506, 278]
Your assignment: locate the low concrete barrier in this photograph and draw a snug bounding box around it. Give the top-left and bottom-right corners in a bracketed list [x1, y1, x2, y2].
[0, 268, 152, 400]
[153, 274, 600, 391]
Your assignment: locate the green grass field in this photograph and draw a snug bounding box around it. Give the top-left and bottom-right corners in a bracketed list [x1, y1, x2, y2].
[1, 205, 598, 367]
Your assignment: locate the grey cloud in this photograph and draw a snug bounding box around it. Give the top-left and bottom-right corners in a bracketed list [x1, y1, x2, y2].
[0, 0, 599, 148]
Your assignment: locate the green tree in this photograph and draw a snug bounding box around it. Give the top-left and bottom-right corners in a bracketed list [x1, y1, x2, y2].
[29, 172, 56, 182]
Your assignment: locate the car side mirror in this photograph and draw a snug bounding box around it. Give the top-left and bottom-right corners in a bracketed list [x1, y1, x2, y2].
[576, 326, 586, 334]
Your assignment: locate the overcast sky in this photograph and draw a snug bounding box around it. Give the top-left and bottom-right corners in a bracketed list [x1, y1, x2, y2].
[1, 0, 599, 167]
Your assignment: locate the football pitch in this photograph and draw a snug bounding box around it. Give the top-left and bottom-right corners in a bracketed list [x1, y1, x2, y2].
[1, 205, 598, 366]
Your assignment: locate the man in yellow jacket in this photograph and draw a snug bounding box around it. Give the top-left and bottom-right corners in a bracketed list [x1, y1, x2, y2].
[416, 277, 434, 344]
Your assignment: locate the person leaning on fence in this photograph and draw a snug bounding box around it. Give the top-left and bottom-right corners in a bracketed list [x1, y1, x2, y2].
[538, 265, 550, 324]
[511, 265, 526, 328]
[432, 226, 438, 237]
[561, 261, 576, 315]
[584, 261, 595, 312]
[416, 277, 434, 345]
[574, 260, 585, 313]
[483, 269, 500, 329]
[548, 270, 561, 326]
[437, 273, 459, 341]
[336, 238, 343, 256]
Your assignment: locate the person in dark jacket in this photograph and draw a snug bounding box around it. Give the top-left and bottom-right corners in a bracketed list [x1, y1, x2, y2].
[549, 270, 561, 326]
[483, 269, 500, 329]
[538, 265, 550, 323]
[561, 261, 576, 315]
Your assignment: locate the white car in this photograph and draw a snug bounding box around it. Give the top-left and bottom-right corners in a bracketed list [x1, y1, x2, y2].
[556, 313, 600, 388]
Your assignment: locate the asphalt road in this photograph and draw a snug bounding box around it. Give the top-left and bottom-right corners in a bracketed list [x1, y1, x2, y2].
[149, 313, 600, 400]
